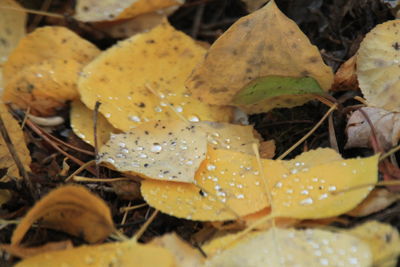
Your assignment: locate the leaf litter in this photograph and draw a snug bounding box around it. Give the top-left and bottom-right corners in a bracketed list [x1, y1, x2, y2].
[0, 0, 399, 266]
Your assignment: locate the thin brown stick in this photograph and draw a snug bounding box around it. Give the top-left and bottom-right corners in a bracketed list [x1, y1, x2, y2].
[93, 102, 101, 178]
[0, 115, 35, 198]
[328, 113, 339, 152]
[25, 119, 97, 176]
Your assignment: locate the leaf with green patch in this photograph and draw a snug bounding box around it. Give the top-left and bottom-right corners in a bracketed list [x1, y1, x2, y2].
[233, 76, 324, 105]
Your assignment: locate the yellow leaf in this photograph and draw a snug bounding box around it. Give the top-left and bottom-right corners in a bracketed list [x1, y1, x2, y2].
[14, 240, 176, 267]
[75, 0, 183, 22]
[282, 147, 343, 171]
[11, 185, 114, 245]
[186, 0, 333, 113]
[0, 0, 26, 93]
[78, 21, 232, 132]
[205, 228, 372, 267]
[141, 149, 286, 221]
[0, 240, 73, 259]
[70, 100, 119, 146]
[357, 20, 400, 112]
[0, 102, 30, 206]
[270, 152, 379, 219]
[346, 221, 400, 267]
[3, 26, 100, 115]
[98, 120, 208, 183]
[151, 233, 204, 267]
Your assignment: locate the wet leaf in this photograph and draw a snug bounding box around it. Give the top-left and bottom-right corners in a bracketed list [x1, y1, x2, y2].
[14, 240, 176, 267]
[186, 0, 333, 113]
[346, 107, 400, 150]
[270, 151, 379, 219]
[75, 0, 183, 22]
[70, 100, 119, 146]
[11, 185, 114, 245]
[98, 120, 208, 183]
[3, 26, 100, 115]
[78, 21, 232, 132]
[151, 233, 204, 267]
[357, 19, 400, 112]
[205, 228, 372, 267]
[141, 149, 286, 221]
[346, 221, 400, 267]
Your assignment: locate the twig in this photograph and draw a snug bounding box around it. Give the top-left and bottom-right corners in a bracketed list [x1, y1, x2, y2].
[93, 102, 101, 178]
[191, 3, 205, 38]
[0, 115, 35, 199]
[25, 119, 97, 176]
[278, 104, 337, 159]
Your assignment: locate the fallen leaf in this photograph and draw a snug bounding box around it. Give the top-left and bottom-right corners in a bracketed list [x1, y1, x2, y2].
[205, 228, 372, 267]
[0, 0, 26, 94]
[242, 0, 269, 12]
[0, 240, 73, 259]
[270, 152, 379, 219]
[332, 55, 358, 91]
[98, 120, 208, 183]
[186, 0, 333, 113]
[11, 185, 114, 245]
[0, 102, 31, 206]
[259, 139, 275, 159]
[14, 240, 176, 267]
[3, 26, 100, 115]
[357, 19, 400, 112]
[75, 0, 183, 22]
[240, 208, 299, 230]
[93, 12, 165, 39]
[346, 107, 400, 150]
[70, 100, 119, 146]
[141, 149, 286, 221]
[142, 148, 378, 221]
[347, 221, 400, 267]
[151, 233, 204, 267]
[347, 188, 400, 217]
[197, 122, 260, 154]
[78, 21, 232, 132]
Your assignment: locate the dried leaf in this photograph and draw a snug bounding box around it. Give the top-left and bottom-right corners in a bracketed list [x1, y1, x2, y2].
[151, 233, 204, 267]
[11, 185, 114, 245]
[205, 228, 372, 267]
[346, 221, 400, 267]
[78, 21, 232, 131]
[0, 0, 26, 63]
[0, 102, 31, 180]
[346, 107, 400, 150]
[347, 188, 400, 217]
[0, 240, 73, 259]
[242, 0, 269, 12]
[98, 120, 208, 183]
[141, 149, 286, 221]
[259, 139, 275, 159]
[75, 0, 183, 22]
[14, 240, 175, 267]
[93, 12, 165, 39]
[0, 0, 26, 94]
[70, 100, 119, 146]
[357, 19, 400, 112]
[3, 26, 100, 115]
[186, 0, 333, 113]
[332, 55, 358, 91]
